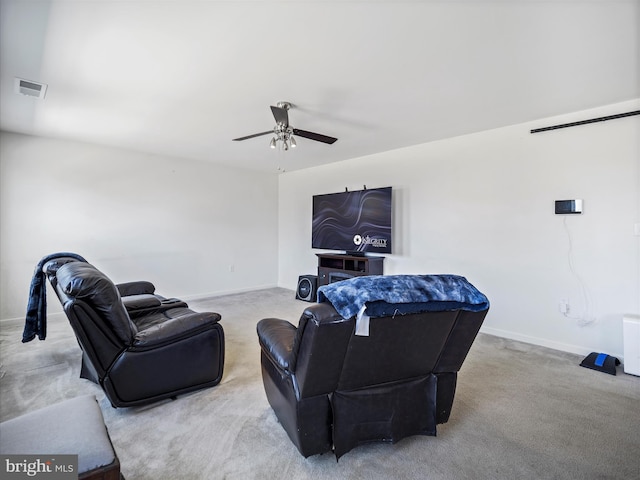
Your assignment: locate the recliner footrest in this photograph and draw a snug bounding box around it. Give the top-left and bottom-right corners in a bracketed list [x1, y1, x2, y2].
[331, 375, 438, 459]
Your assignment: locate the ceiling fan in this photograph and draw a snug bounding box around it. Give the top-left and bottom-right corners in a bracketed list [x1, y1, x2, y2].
[233, 102, 338, 150]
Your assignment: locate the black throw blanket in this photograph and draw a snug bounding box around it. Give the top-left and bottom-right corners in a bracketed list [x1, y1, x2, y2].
[22, 252, 88, 343]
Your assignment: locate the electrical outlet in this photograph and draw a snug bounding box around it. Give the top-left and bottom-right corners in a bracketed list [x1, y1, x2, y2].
[229, 264, 235, 273]
[559, 299, 569, 314]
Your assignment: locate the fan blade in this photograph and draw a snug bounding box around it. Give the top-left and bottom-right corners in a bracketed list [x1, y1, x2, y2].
[292, 129, 338, 144]
[270, 105, 289, 126]
[232, 131, 273, 141]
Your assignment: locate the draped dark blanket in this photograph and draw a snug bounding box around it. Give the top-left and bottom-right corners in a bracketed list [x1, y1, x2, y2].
[22, 252, 88, 343]
[317, 274, 490, 320]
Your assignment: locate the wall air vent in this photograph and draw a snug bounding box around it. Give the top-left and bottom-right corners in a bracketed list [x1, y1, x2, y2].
[14, 77, 48, 99]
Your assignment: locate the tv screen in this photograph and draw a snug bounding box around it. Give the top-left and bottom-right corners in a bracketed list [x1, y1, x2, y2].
[312, 186, 392, 254]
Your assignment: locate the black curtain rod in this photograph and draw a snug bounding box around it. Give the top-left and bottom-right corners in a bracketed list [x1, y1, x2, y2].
[530, 110, 639, 134]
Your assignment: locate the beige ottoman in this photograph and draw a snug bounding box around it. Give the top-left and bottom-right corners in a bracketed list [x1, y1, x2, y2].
[0, 395, 122, 480]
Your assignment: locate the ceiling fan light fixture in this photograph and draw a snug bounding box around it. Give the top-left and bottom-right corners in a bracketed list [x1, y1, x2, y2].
[234, 101, 338, 149]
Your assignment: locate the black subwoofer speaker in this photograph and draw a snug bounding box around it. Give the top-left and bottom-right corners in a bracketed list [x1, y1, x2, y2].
[296, 275, 318, 302]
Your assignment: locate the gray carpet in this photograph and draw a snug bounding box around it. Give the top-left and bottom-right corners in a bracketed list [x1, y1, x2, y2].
[1, 287, 639, 479]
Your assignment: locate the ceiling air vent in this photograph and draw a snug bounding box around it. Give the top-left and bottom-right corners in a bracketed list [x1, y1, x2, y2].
[14, 77, 48, 99]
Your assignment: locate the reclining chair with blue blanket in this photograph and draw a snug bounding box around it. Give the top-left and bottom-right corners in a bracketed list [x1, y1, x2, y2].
[257, 274, 489, 458]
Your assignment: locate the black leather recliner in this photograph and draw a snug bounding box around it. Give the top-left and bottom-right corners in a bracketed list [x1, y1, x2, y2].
[40, 256, 225, 407]
[257, 274, 489, 458]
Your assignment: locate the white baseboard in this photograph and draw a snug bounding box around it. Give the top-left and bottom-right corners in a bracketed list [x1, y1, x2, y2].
[3, 293, 624, 363]
[1, 311, 67, 328]
[179, 283, 279, 302]
[0, 285, 279, 325]
[480, 325, 624, 361]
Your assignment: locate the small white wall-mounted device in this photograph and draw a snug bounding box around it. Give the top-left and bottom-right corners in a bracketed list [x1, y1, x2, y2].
[14, 77, 48, 99]
[555, 199, 583, 214]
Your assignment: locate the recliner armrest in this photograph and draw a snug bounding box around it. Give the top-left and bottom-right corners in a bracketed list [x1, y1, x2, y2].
[132, 311, 221, 348]
[116, 281, 156, 297]
[122, 294, 162, 311]
[257, 318, 298, 371]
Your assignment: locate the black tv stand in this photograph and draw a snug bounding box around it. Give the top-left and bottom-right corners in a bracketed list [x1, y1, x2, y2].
[316, 253, 384, 287]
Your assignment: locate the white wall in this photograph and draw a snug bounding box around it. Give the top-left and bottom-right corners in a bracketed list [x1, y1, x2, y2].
[0, 131, 279, 320]
[278, 100, 640, 359]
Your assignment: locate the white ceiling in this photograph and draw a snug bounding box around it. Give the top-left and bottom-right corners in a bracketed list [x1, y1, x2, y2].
[1, 0, 638, 173]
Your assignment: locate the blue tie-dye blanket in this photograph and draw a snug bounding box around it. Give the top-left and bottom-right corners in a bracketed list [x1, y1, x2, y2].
[317, 274, 489, 320]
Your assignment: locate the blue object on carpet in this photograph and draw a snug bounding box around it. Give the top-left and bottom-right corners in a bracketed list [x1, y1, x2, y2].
[580, 352, 620, 375]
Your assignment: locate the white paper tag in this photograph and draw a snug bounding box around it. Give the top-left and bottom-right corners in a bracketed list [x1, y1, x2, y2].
[355, 304, 370, 336]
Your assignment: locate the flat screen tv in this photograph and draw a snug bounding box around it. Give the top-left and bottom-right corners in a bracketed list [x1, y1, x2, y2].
[312, 186, 392, 254]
